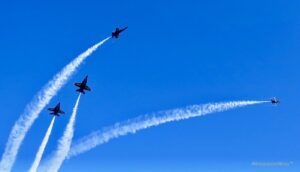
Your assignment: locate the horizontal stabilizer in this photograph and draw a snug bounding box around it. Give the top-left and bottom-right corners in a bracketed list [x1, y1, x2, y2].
[76, 89, 85, 94]
[50, 113, 60, 117]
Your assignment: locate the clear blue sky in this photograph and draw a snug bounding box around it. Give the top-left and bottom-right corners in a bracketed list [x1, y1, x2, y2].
[0, 0, 299, 171]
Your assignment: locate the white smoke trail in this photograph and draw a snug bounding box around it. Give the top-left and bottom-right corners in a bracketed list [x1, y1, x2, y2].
[44, 94, 81, 172]
[0, 37, 110, 172]
[29, 117, 56, 172]
[68, 100, 268, 158]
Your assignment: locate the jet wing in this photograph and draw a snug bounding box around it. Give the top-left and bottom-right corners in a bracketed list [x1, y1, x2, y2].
[120, 27, 128, 32]
[75, 83, 82, 87]
[59, 110, 65, 114]
[51, 113, 60, 117]
[85, 85, 91, 91]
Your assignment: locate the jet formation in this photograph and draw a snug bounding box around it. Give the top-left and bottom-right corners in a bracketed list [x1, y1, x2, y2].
[47, 26, 280, 118]
[47, 27, 128, 117]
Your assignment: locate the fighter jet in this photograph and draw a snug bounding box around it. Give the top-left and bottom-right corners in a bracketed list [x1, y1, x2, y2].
[74, 75, 91, 94]
[271, 97, 280, 104]
[48, 103, 65, 116]
[112, 27, 128, 38]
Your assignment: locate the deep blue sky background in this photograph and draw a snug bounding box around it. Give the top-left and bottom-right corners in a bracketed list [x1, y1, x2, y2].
[0, 0, 299, 171]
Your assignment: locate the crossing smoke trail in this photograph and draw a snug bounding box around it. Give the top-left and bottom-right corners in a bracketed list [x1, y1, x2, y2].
[29, 117, 56, 172]
[44, 94, 81, 172]
[0, 37, 110, 172]
[68, 100, 268, 158]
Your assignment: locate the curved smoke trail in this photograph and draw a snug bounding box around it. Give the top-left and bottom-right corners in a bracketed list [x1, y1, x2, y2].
[29, 117, 56, 172]
[68, 100, 267, 158]
[44, 94, 81, 172]
[0, 37, 110, 172]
